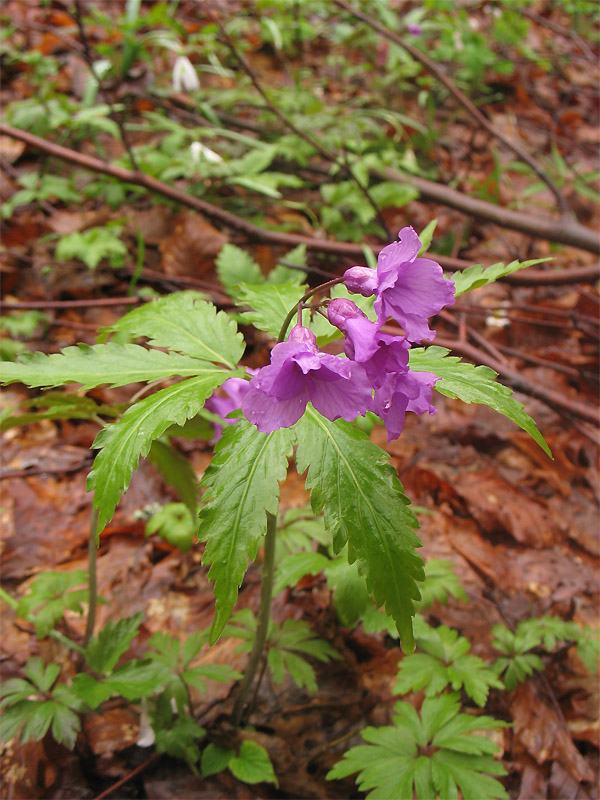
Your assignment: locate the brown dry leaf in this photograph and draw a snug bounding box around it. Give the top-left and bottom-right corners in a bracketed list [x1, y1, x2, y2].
[511, 680, 594, 783]
[159, 211, 227, 277]
[454, 468, 565, 547]
[0, 135, 26, 163]
[83, 703, 140, 757]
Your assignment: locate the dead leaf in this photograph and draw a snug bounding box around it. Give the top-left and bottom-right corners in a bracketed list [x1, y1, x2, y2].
[511, 680, 594, 782]
[159, 212, 227, 278]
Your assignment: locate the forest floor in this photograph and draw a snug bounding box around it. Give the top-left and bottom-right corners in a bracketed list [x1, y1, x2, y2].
[0, 2, 598, 798]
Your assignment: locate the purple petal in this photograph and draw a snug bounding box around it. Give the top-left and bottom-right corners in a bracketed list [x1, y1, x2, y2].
[242, 384, 308, 432]
[309, 363, 373, 421]
[405, 371, 438, 415]
[376, 226, 422, 283]
[373, 374, 409, 441]
[375, 257, 455, 341]
[328, 298, 380, 362]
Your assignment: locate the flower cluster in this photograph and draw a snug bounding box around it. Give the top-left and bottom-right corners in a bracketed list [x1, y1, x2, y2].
[240, 227, 455, 440]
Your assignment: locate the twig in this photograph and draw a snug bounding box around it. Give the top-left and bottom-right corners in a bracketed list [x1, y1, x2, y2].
[92, 752, 161, 800]
[2, 123, 599, 265]
[0, 297, 141, 311]
[333, 0, 569, 215]
[83, 506, 99, 648]
[0, 457, 93, 481]
[382, 167, 600, 255]
[208, 7, 392, 239]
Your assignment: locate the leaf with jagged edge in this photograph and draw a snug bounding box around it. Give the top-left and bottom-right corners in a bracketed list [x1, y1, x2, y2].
[216, 243, 263, 293]
[106, 295, 243, 369]
[235, 281, 307, 338]
[199, 419, 294, 644]
[148, 439, 198, 524]
[0, 392, 122, 432]
[0, 343, 213, 390]
[451, 258, 550, 297]
[88, 371, 236, 535]
[410, 346, 551, 457]
[295, 407, 423, 651]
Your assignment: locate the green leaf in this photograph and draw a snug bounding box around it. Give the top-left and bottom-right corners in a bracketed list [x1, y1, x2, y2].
[325, 557, 371, 627]
[182, 663, 241, 690]
[216, 243, 263, 292]
[295, 408, 423, 651]
[410, 347, 551, 457]
[70, 674, 113, 709]
[148, 440, 198, 522]
[20, 700, 56, 742]
[451, 258, 551, 297]
[273, 551, 329, 594]
[416, 559, 467, 610]
[229, 739, 278, 786]
[50, 703, 80, 749]
[199, 420, 294, 643]
[107, 295, 243, 369]
[104, 659, 171, 699]
[282, 650, 318, 693]
[0, 678, 36, 709]
[0, 392, 121, 431]
[24, 658, 60, 693]
[201, 742, 234, 778]
[88, 371, 234, 534]
[55, 227, 127, 270]
[270, 244, 307, 284]
[328, 694, 508, 799]
[0, 705, 28, 743]
[235, 281, 307, 338]
[85, 613, 143, 675]
[181, 630, 209, 669]
[154, 714, 205, 768]
[0, 343, 214, 390]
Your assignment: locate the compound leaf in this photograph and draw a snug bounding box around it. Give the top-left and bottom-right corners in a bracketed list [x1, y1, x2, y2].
[107, 295, 243, 369]
[410, 347, 551, 457]
[88, 371, 234, 534]
[296, 408, 423, 651]
[451, 258, 550, 297]
[235, 282, 307, 338]
[0, 343, 211, 390]
[199, 420, 294, 643]
[85, 613, 143, 675]
[216, 243, 263, 292]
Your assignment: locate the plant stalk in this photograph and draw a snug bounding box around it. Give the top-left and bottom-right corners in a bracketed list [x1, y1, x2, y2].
[83, 505, 99, 648]
[231, 511, 278, 727]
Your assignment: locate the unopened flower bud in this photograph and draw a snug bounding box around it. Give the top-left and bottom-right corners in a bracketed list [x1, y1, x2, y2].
[343, 266, 378, 297]
[172, 55, 200, 93]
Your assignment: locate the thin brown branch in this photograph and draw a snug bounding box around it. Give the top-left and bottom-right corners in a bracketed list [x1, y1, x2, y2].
[383, 167, 600, 255]
[208, 7, 392, 238]
[0, 297, 141, 311]
[333, 0, 569, 214]
[2, 123, 598, 284]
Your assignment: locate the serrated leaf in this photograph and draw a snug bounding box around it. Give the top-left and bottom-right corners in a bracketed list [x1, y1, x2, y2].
[410, 346, 551, 457]
[50, 703, 80, 749]
[70, 674, 113, 709]
[295, 408, 423, 650]
[282, 650, 318, 693]
[229, 739, 278, 786]
[328, 695, 508, 799]
[451, 258, 550, 297]
[325, 557, 371, 626]
[0, 343, 212, 390]
[107, 295, 243, 369]
[21, 700, 55, 742]
[0, 704, 28, 743]
[0, 393, 121, 431]
[104, 659, 171, 700]
[267, 648, 286, 684]
[273, 551, 329, 594]
[24, 658, 60, 693]
[88, 371, 234, 534]
[200, 420, 294, 643]
[148, 440, 198, 523]
[201, 742, 234, 778]
[416, 559, 467, 610]
[235, 281, 307, 338]
[85, 613, 143, 675]
[181, 631, 209, 669]
[154, 714, 205, 768]
[0, 678, 36, 708]
[216, 243, 263, 292]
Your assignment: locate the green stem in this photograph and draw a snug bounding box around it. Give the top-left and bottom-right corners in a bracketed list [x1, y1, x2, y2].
[231, 511, 278, 727]
[278, 278, 343, 342]
[84, 505, 99, 648]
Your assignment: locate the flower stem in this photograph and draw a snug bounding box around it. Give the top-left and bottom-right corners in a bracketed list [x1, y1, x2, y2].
[278, 278, 343, 342]
[231, 510, 278, 726]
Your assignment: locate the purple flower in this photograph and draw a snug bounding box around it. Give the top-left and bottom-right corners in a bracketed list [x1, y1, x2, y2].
[327, 297, 438, 441]
[343, 226, 455, 342]
[205, 375, 253, 441]
[374, 370, 438, 442]
[407, 23, 422, 35]
[241, 325, 373, 433]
